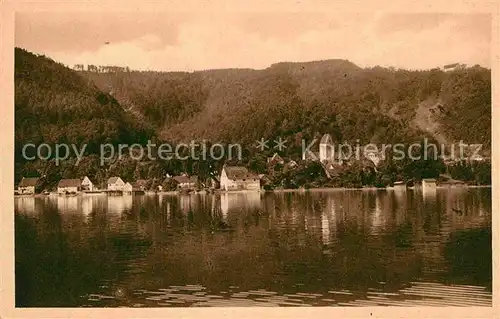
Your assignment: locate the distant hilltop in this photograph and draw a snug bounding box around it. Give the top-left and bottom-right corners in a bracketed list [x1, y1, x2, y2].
[73, 64, 131, 73]
[71, 58, 361, 74]
[70, 59, 471, 74]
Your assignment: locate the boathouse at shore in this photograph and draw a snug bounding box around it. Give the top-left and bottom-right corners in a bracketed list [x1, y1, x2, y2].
[57, 179, 82, 194]
[219, 165, 260, 191]
[107, 177, 125, 191]
[17, 177, 40, 195]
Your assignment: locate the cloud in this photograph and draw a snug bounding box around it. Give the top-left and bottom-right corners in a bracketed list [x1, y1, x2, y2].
[15, 12, 491, 71]
[15, 12, 185, 53]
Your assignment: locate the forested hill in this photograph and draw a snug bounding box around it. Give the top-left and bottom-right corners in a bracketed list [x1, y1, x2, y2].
[14, 48, 153, 159]
[84, 59, 491, 148]
[15, 46, 491, 155]
[14, 48, 491, 188]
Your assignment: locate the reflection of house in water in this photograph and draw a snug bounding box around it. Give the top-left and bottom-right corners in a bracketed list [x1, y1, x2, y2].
[322, 196, 338, 245]
[179, 194, 195, 214]
[15, 196, 37, 214]
[81, 196, 96, 215]
[220, 191, 261, 219]
[370, 194, 384, 234]
[422, 178, 437, 198]
[57, 196, 79, 213]
[55, 196, 75, 212]
[107, 195, 133, 214]
[321, 210, 330, 245]
[393, 189, 408, 226]
[414, 188, 492, 280]
[303, 197, 323, 242]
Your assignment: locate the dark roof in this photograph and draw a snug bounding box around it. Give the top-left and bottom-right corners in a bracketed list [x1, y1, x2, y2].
[58, 179, 82, 188]
[268, 153, 284, 164]
[18, 177, 39, 187]
[443, 63, 459, 69]
[223, 166, 258, 180]
[320, 134, 333, 145]
[422, 178, 437, 182]
[107, 177, 122, 184]
[173, 176, 198, 184]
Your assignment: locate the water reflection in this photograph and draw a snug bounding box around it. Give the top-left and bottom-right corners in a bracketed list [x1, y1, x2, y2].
[15, 196, 36, 214]
[15, 188, 492, 307]
[108, 195, 133, 214]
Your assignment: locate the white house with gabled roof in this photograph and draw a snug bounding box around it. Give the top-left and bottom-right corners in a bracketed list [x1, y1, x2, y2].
[107, 177, 125, 191]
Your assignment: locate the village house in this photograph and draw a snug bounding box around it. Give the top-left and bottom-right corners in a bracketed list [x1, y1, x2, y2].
[80, 176, 95, 192]
[17, 177, 40, 195]
[258, 174, 271, 189]
[319, 134, 335, 163]
[107, 177, 125, 191]
[320, 133, 351, 164]
[267, 153, 285, 165]
[57, 179, 82, 194]
[172, 175, 198, 190]
[285, 160, 299, 170]
[442, 63, 462, 72]
[220, 165, 260, 191]
[267, 153, 285, 174]
[202, 176, 219, 190]
[123, 182, 133, 194]
[362, 146, 384, 167]
[322, 161, 343, 179]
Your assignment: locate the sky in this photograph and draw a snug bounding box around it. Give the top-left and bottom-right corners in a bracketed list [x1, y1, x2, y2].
[15, 11, 491, 71]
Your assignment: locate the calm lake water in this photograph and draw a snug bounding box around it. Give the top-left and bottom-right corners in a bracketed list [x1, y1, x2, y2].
[15, 188, 492, 307]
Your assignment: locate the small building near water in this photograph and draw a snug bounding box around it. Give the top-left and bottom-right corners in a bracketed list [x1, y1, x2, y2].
[17, 177, 40, 195]
[107, 177, 125, 191]
[220, 165, 260, 191]
[123, 182, 134, 194]
[267, 153, 285, 166]
[172, 175, 198, 190]
[80, 176, 95, 192]
[57, 179, 82, 194]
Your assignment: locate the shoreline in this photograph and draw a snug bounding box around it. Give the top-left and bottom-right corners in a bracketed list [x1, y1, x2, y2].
[14, 184, 491, 198]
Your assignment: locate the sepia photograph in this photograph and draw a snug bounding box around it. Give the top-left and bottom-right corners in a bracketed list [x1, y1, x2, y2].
[2, 0, 497, 316]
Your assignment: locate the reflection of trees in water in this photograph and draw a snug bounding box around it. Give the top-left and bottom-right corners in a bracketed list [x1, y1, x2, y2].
[444, 227, 491, 289]
[15, 206, 145, 307]
[410, 189, 491, 282]
[15, 196, 36, 214]
[15, 188, 492, 306]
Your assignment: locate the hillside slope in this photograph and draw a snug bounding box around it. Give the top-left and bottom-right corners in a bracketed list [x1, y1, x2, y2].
[84, 60, 491, 149]
[15, 48, 153, 159]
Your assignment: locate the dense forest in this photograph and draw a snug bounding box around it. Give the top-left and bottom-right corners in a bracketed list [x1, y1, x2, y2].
[14, 48, 491, 190]
[84, 59, 491, 148]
